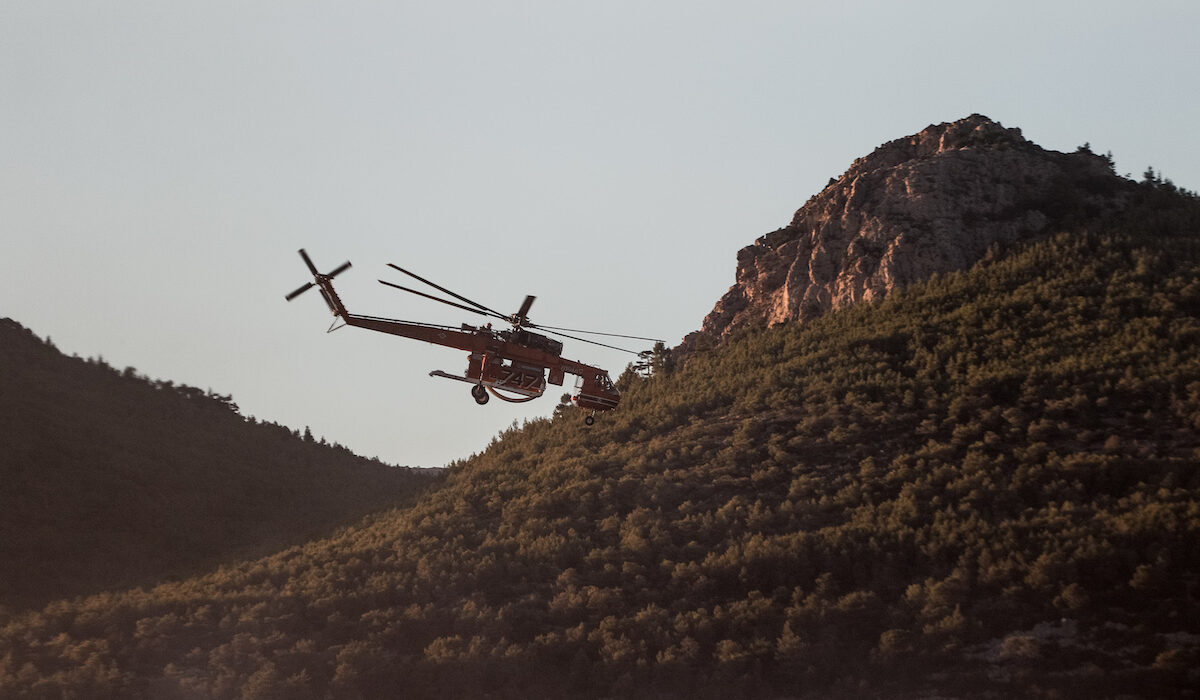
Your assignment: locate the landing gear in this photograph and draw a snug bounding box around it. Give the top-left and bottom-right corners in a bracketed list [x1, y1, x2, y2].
[471, 384, 489, 405]
[584, 414, 595, 426]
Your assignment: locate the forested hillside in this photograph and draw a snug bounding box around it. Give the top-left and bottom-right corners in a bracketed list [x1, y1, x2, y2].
[2, 182, 1199, 698]
[0, 322, 441, 609]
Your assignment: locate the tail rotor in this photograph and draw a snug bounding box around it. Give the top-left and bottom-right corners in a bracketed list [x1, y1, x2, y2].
[285, 248, 352, 316]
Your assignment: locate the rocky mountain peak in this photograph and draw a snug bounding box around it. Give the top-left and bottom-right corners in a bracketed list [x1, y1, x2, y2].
[682, 114, 1130, 352]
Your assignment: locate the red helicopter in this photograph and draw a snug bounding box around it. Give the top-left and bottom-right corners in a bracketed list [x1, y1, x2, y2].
[285, 249, 659, 424]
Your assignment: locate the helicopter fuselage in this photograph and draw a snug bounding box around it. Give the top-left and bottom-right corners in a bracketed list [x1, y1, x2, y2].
[342, 314, 619, 409]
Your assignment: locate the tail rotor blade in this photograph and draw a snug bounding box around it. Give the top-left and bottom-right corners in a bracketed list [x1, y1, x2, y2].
[299, 249, 319, 276]
[328, 261, 352, 278]
[285, 281, 315, 301]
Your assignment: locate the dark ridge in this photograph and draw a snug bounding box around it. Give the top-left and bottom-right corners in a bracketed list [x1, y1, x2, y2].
[0, 320, 443, 608]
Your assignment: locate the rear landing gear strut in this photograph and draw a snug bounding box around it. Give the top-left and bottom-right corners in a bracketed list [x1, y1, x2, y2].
[471, 384, 489, 405]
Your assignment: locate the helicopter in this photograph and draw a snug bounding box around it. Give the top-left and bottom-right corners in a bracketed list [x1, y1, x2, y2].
[284, 249, 661, 425]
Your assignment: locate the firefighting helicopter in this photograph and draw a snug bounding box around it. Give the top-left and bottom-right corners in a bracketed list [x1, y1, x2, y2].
[284, 249, 661, 424]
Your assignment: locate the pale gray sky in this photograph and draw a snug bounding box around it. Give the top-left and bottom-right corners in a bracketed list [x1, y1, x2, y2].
[4, 2, 1198, 466]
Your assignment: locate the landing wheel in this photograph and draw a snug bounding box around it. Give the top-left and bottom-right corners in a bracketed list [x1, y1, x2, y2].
[584, 415, 595, 426]
[471, 385, 489, 405]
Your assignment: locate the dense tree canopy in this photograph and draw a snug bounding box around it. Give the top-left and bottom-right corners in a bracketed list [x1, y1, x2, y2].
[2, 185, 1199, 698]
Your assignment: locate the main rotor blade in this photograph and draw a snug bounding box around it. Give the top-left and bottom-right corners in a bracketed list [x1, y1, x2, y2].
[513, 297, 537, 326]
[386, 263, 507, 318]
[539, 327, 641, 355]
[299, 249, 319, 276]
[378, 280, 496, 319]
[285, 281, 315, 301]
[328, 261, 352, 278]
[530, 323, 664, 343]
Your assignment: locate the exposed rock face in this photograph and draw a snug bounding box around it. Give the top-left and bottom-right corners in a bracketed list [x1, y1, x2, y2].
[683, 114, 1130, 351]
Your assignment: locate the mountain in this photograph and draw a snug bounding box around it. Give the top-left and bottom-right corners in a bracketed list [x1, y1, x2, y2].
[0, 319, 441, 609]
[683, 114, 1132, 352]
[2, 124, 1199, 699]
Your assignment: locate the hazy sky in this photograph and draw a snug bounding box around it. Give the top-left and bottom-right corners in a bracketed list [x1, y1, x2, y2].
[4, 2, 1198, 467]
